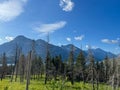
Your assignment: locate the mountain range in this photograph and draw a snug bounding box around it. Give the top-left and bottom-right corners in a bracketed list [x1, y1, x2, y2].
[0, 35, 117, 63]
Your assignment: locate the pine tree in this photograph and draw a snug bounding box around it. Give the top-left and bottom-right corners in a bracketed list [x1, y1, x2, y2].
[45, 50, 51, 84]
[67, 45, 74, 85]
[45, 33, 52, 84]
[52, 55, 62, 80]
[99, 61, 105, 82]
[38, 56, 44, 78]
[96, 61, 100, 90]
[75, 50, 86, 83]
[31, 56, 43, 80]
[87, 48, 95, 90]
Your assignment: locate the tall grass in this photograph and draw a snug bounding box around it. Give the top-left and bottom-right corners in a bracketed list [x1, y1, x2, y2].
[0, 78, 120, 90]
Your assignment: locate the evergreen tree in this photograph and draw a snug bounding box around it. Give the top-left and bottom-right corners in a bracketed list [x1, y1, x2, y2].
[45, 50, 51, 84]
[96, 61, 100, 90]
[67, 45, 74, 85]
[52, 55, 62, 80]
[31, 56, 43, 80]
[99, 61, 105, 82]
[45, 33, 51, 84]
[87, 48, 95, 90]
[44, 33, 54, 84]
[75, 50, 86, 83]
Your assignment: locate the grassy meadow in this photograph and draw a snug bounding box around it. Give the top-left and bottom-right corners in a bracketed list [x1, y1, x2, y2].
[0, 77, 119, 90]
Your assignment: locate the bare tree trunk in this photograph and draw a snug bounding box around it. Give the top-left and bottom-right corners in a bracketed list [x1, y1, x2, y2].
[116, 65, 120, 90]
[1, 53, 7, 81]
[10, 44, 21, 82]
[96, 73, 99, 90]
[10, 65, 14, 82]
[26, 51, 32, 90]
[45, 73, 48, 84]
[92, 68, 95, 90]
[82, 70, 85, 84]
[112, 74, 115, 90]
[15, 63, 19, 82]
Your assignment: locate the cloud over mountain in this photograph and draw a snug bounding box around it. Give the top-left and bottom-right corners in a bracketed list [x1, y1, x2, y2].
[101, 38, 119, 44]
[5, 36, 14, 41]
[66, 37, 71, 42]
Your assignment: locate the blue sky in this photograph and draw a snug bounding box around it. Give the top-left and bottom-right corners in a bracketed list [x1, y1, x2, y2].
[0, 0, 120, 54]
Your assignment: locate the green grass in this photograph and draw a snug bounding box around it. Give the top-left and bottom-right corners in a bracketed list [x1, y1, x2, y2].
[0, 77, 120, 90]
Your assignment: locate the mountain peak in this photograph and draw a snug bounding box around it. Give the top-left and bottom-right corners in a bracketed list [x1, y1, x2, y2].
[14, 35, 31, 42]
[15, 35, 28, 39]
[94, 48, 103, 51]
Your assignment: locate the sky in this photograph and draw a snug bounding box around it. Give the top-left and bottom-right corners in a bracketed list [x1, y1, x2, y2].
[0, 0, 120, 54]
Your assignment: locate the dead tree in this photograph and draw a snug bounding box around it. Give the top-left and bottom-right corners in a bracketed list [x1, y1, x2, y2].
[26, 40, 35, 90]
[45, 33, 50, 84]
[1, 53, 7, 81]
[96, 61, 100, 90]
[10, 44, 21, 82]
[26, 51, 32, 90]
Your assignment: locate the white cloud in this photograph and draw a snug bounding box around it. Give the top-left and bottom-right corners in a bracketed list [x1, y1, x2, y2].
[101, 39, 110, 44]
[74, 35, 84, 41]
[5, 36, 14, 41]
[66, 37, 71, 42]
[85, 45, 98, 49]
[59, 0, 74, 12]
[101, 39, 119, 44]
[111, 40, 118, 44]
[85, 45, 89, 49]
[35, 21, 67, 34]
[0, 0, 28, 22]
